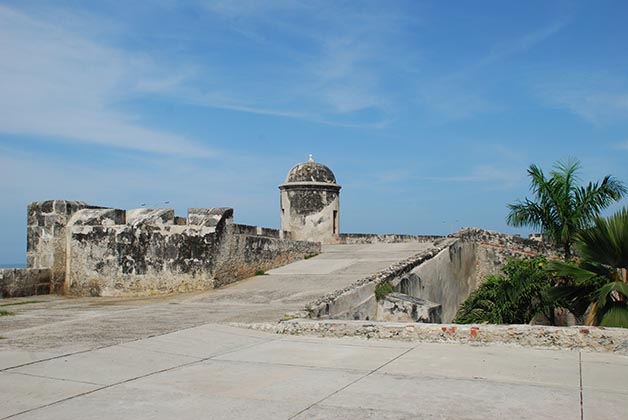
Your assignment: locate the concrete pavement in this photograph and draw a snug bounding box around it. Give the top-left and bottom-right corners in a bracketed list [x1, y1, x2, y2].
[1, 323, 626, 419]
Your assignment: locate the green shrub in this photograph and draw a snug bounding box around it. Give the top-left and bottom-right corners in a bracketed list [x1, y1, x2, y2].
[454, 256, 555, 324]
[375, 281, 394, 301]
[254, 270, 267, 276]
[0, 310, 14, 317]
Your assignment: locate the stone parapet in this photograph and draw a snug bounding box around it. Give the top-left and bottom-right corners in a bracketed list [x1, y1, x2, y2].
[336, 233, 444, 244]
[0, 268, 51, 298]
[239, 320, 628, 355]
[306, 238, 456, 319]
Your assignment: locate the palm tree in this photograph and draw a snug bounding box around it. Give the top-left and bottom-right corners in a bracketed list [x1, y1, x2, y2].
[546, 208, 628, 328]
[506, 158, 626, 259]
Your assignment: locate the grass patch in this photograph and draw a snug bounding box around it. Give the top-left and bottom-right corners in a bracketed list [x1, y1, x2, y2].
[255, 270, 268, 276]
[0, 310, 15, 317]
[304, 253, 319, 260]
[0, 300, 43, 307]
[374, 281, 394, 301]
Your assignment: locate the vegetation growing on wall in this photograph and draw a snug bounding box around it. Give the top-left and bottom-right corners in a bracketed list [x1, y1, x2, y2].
[375, 281, 394, 301]
[454, 256, 556, 324]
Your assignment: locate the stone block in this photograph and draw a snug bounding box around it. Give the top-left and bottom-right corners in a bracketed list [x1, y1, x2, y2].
[127, 208, 174, 226]
[0, 268, 51, 298]
[68, 209, 126, 226]
[188, 208, 233, 227]
[377, 292, 442, 323]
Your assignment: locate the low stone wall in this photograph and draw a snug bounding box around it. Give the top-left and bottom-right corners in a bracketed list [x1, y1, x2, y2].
[307, 238, 456, 319]
[232, 224, 290, 240]
[305, 228, 562, 323]
[240, 319, 628, 355]
[0, 268, 51, 298]
[336, 233, 443, 244]
[214, 230, 320, 287]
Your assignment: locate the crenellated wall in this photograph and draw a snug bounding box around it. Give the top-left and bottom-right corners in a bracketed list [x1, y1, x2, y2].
[22, 200, 320, 297]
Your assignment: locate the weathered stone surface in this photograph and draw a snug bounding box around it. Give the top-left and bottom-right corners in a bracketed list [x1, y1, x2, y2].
[14, 200, 320, 298]
[242, 320, 628, 355]
[68, 209, 126, 226]
[336, 233, 443, 244]
[213, 226, 320, 288]
[67, 224, 218, 296]
[26, 200, 105, 294]
[0, 268, 51, 297]
[377, 292, 442, 323]
[188, 208, 233, 227]
[284, 160, 337, 184]
[305, 229, 562, 324]
[306, 238, 455, 320]
[279, 158, 341, 244]
[49, 204, 318, 297]
[127, 208, 174, 225]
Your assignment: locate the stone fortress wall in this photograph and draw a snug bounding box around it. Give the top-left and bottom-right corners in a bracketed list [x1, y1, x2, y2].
[306, 228, 560, 323]
[1, 200, 319, 298]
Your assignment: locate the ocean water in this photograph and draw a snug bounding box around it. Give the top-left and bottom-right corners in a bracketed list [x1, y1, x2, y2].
[0, 263, 27, 269]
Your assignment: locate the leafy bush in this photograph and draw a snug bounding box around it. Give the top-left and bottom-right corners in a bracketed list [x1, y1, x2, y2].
[454, 256, 554, 324]
[375, 281, 394, 301]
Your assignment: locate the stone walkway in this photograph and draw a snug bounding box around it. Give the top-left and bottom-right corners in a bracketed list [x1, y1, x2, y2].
[0, 242, 626, 419]
[0, 242, 432, 353]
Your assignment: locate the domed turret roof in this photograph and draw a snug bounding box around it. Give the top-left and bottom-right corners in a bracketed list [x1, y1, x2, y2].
[284, 154, 338, 184]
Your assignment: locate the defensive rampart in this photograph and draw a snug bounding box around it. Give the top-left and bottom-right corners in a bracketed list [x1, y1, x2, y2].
[20, 200, 319, 297]
[307, 229, 558, 323]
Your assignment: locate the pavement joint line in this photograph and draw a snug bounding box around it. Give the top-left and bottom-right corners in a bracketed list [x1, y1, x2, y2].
[0, 321, 258, 373]
[0, 303, 171, 336]
[287, 343, 418, 419]
[2, 370, 103, 386]
[579, 351, 584, 420]
[0, 335, 282, 420]
[276, 336, 414, 350]
[373, 370, 581, 391]
[205, 357, 373, 375]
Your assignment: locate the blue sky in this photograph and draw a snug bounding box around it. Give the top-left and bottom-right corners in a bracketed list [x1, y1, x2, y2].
[2, 0, 628, 265]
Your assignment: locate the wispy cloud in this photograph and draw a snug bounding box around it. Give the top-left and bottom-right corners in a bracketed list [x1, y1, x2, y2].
[417, 165, 524, 187]
[0, 5, 213, 156]
[162, 1, 418, 128]
[539, 72, 628, 125]
[415, 20, 567, 121]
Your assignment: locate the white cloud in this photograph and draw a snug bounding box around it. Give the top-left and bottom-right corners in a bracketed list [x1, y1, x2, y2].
[0, 5, 213, 156]
[417, 165, 524, 186]
[543, 86, 628, 125]
[165, 1, 415, 128]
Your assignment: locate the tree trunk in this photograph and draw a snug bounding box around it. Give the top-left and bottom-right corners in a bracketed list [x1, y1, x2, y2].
[563, 242, 572, 261]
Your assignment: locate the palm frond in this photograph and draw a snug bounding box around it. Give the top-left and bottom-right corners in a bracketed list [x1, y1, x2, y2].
[577, 208, 628, 270]
[544, 260, 597, 283]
